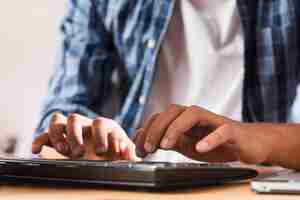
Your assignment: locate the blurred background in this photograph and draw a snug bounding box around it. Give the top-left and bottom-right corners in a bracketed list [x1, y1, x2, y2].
[0, 1, 65, 157]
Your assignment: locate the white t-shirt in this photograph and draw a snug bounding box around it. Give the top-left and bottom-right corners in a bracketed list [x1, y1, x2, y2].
[143, 0, 245, 162]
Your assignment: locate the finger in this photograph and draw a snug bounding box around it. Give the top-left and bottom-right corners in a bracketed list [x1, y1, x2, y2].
[144, 104, 186, 153]
[132, 113, 158, 143]
[119, 141, 127, 155]
[110, 127, 127, 157]
[106, 133, 121, 160]
[161, 106, 224, 149]
[118, 138, 141, 161]
[32, 132, 52, 154]
[196, 124, 234, 153]
[134, 113, 159, 157]
[49, 113, 71, 156]
[82, 129, 98, 160]
[67, 113, 93, 126]
[66, 114, 85, 158]
[124, 144, 142, 161]
[92, 118, 109, 154]
[113, 139, 120, 155]
[133, 129, 148, 158]
[172, 134, 232, 162]
[67, 113, 93, 135]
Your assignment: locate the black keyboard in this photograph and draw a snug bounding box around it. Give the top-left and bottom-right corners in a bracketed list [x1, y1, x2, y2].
[0, 158, 231, 169]
[0, 158, 257, 188]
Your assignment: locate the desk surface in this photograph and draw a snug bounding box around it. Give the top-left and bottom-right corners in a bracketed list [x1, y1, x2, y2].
[0, 182, 298, 200]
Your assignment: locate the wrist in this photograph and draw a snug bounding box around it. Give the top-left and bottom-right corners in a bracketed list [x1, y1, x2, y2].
[263, 124, 300, 169]
[264, 125, 285, 165]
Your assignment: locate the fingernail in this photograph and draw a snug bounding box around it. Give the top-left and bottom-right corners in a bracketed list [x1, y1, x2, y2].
[136, 158, 142, 162]
[161, 138, 171, 149]
[96, 146, 107, 154]
[196, 142, 210, 153]
[136, 149, 147, 158]
[144, 142, 155, 153]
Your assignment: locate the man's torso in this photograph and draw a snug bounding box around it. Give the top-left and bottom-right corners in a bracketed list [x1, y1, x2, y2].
[95, 0, 300, 135]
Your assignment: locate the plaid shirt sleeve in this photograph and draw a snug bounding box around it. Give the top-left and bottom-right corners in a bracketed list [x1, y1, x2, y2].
[34, 0, 114, 137]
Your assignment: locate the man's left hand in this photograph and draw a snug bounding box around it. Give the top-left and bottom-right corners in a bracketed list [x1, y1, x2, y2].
[134, 104, 280, 164]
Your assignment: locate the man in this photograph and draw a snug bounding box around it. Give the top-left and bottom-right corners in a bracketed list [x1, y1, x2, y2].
[32, 0, 300, 170]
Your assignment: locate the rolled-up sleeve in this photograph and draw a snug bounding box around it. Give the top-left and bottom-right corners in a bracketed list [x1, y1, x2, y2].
[34, 0, 114, 137]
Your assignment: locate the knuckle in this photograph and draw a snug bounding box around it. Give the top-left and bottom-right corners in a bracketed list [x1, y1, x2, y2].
[189, 105, 201, 112]
[152, 117, 166, 131]
[50, 113, 63, 124]
[50, 120, 64, 130]
[93, 117, 105, 127]
[145, 135, 154, 144]
[51, 114, 58, 122]
[67, 113, 81, 124]
[68, 113, 80, 123]
[133, 129, 144, 143]
[145, 132, 161, 145]
[166, 124, 181, 138]
[52, 112, 63, 120]
[50, 116, 65, 132]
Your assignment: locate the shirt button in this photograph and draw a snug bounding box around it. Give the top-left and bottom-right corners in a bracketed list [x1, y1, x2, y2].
[139, 96, 146, 105]
[146, 66, 152, 73]
[147, 39, 156, 49]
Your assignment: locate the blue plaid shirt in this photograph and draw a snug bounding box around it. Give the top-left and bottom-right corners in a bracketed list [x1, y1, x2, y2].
[35, 0, 300, 138]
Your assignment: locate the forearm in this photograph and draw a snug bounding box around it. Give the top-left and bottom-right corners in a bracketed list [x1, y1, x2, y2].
[34, 0, 112, 139]
[265, 124, 300, 170]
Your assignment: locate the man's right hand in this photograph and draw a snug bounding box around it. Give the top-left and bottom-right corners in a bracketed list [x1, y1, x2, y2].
[32, 113, 141, 161]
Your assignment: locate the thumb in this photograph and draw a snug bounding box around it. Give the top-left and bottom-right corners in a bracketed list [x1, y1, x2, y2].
[196, 124, 235, 153]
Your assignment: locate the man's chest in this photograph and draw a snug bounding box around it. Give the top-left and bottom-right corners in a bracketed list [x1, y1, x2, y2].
[98, 0, 299, 68]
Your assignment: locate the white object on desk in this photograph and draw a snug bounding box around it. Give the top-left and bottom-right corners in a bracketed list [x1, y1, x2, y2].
[251, 171, 300, 194]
